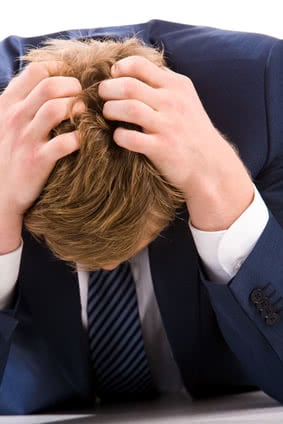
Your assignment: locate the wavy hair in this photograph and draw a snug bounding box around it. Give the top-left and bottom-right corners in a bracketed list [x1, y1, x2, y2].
[23, 37, 184, 271]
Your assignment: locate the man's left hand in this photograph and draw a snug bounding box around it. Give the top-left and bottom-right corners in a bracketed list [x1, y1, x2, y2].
[99, 56, 254, 231]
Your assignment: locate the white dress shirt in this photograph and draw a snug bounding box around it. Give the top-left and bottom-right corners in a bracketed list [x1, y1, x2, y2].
[0, 185, 269, 393]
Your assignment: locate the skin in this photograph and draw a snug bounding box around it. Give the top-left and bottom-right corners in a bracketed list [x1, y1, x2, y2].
[99, 56, 254, 233]
[0, 56, 254, 267]
[0, 62, 83, 254]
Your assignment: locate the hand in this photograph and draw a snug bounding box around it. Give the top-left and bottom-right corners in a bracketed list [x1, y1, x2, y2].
[0, 61, 82, 220]
[0, 61, 83, 253]
[99, 56, 254, 230]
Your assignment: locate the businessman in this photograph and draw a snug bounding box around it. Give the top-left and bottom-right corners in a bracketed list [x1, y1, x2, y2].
[0, 20, 282, 414]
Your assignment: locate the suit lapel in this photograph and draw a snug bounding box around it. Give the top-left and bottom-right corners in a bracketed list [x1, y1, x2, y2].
[17, 229, 92, 400]
[149, 206, 201, 394]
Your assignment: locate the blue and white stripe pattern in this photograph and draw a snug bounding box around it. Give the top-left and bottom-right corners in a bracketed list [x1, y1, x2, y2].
[87, 261, 155, 399]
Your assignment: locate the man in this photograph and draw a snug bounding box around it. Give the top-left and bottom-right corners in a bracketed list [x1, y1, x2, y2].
[0, 19, 282, 414]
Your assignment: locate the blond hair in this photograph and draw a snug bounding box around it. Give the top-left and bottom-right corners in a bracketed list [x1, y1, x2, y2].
[23, 37, 184, 271]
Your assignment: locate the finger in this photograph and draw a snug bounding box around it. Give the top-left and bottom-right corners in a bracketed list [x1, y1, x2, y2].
[111, 56, 174, 88]
[29, 98, 85, 139]
[20, 75, 82, 121]
[3, 61, 63, 102]
[113, 127, 156, 157]
[99, 77, 161, 110]
[42, 131, 80, 164]
[103, 99, 161, 133]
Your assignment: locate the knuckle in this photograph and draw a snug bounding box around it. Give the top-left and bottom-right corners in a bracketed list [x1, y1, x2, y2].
[126, 100, 140, 117]
[159, 89, 177, 110]
[178, 73, 193, 88]
[38, 77, 57, 99]
[124, 55, 145, 73]
[122, 78, 136, 97]
[25, 62, 49, 80]
[6, 104, 25, 127]
[41, 99, 61, 121]
[165, 94, 177, 110]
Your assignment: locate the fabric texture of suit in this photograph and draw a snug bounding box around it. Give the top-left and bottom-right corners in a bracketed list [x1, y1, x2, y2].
[0, 19, 283, 414]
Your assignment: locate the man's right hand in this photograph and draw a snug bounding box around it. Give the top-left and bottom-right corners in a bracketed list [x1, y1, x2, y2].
[0, 61, 82, 254]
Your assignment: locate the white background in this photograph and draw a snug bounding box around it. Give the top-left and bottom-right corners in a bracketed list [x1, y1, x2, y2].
[1, 0, 282, 41]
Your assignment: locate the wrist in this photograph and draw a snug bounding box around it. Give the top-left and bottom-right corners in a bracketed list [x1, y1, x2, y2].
[185, 144, 254, 231]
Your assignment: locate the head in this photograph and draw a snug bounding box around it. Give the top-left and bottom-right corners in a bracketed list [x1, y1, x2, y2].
[23, 37, 184, 271]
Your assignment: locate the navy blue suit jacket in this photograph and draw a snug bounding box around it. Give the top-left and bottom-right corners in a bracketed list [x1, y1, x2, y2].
[0, 20, 283, 414]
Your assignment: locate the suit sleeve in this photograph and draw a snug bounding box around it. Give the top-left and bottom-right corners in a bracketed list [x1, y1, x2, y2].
[203, 39, 283, 403]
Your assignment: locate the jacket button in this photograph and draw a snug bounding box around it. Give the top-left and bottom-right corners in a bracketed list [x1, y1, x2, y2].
[250, 288, 265, 304]
[257, 298, 270, 312]
[261, 304, 275, 318]
[266, 312, 280, 326]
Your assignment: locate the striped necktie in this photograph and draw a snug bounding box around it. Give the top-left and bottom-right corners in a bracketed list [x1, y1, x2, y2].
[87, 261, 155, 400]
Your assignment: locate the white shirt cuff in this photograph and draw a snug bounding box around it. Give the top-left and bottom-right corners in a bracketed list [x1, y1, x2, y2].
[189, 185, 269, 284]
[0, 240, 23, 309]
